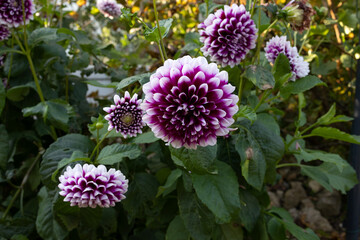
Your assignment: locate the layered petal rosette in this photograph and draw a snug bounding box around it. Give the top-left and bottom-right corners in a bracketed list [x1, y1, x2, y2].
[96, 0, 123, 19]
[142, 56, 239, 149]
[58, 164, 128, 208]
[104, 91, 144, 138]
[198, 4, 258, 67]
[264, 35, 309, 80]
[0, 25, 10, 41]
[0, 0, 35, 28]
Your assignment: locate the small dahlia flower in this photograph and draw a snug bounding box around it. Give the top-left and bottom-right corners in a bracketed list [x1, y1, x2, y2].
[58, 164, 128, 208]
[0, 25, 10, 41]
[0, 0, 35, 28]
[142, 56, 239, 149]
[198, 4, 258, 68]
[280, 0, 315, 33]
[104, 91, 144, 138]
[96, 0, 123, 19]
[265, 35, 309, 80]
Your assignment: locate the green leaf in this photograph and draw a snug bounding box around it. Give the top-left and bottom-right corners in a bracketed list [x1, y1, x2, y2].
[236, 105, 257, 124]
[273, 54, 292, 90]
[36, 187, 68, 240]
[157, 169, 182, 197]
[0, 80, 5, 115]
[0, 46, 24, 55]
[280, 75, 326, 98]
[0, 218, 35, 239]
[40, 134, 94, 189]
[220, 223, 244, 240]
[84, 80, 117, 88]
[238, 189, 260, 232]
[315, 103, 336, 125]
[0, 125, 9, 170]
[267, 218, 286, 240]
[116, 72, 151, 90]
[270, 208, 319, 240]
[144, 18, 174, 42]
[178, 185, 214, 240]
[166, 216, 190, 240]
[295, 148, 347, 172]
[28, 28, 58, 46]
[301, 162, 358, 194]
[309, 127, 360, 144]
[257, 113, 280, 136]
[192, 161, 240, 223]
[51, 151, 89, 182]
[170, 145, 218, 174]
[96, 143, 141, 165]
[245, 65, 275, 90]
[131, 131, 159, 144]
[6, 85, 31, 102]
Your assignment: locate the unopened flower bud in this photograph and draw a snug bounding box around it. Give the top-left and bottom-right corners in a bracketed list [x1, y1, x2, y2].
[95, 122, 104, 129]
[280, 0, 315, 33]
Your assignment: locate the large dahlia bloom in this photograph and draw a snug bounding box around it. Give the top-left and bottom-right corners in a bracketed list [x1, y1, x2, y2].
[0, 0, 35, 28]
[96, 0, 123, 19]
[0, 25, 10, 41]
[142, 56, 239, 149]
[264, 36, 309, 80]
[58, 164, 128, 208]
[104, 91, 144, 138]
[198, 4, 258, 68]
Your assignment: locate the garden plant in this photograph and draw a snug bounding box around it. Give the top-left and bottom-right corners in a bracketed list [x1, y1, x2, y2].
[0, 0, 359, 239]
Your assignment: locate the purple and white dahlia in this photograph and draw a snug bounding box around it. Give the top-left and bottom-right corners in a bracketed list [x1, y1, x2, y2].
[104, 91, 144, 138]
[142, 56, 239, 149]
[0, 25, 10, 41]
[264, 35, 309, 81]
[58, 164, 128, 208]
[198, 4, 258, 68]
[0, 0, 35, 28]
[96, 0, 123, 19]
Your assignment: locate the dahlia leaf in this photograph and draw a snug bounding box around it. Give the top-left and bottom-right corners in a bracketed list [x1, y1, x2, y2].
[157, 168, 182, 197]
[238, 189, 261, 232]
[170, 145, 218, 174]
[245, 65, 275, 90]
[166, 215, 190, 240]
[257, 113, 280, 136]
[116, 72, 151, 90]
[220, 222, 244, 240]
[273, 54, 292, 90]
[0, 125, 9, 170]
[192, 161, 240, 223]
[280, 75, 326, 98]
[0, 218, 35, 239]
[309, 127, 360, 144]
[28, 28, 58, 47]
[267, 217, 286, 240]
[97, 143, 141, 165]
[178, 184, 214, 240]
[6, 85, 31, 102]
[131, 131, 159, 144]
[144, 18, 173, 42]
[236, 105, 257, 124]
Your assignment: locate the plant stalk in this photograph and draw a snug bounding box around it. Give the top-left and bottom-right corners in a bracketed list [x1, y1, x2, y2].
[153, 0, 167, 62]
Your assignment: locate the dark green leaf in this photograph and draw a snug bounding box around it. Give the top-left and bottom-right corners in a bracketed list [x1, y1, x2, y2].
[220, 223, 244, 240]
[245, 65, 275, 90]
[28, 28, 58, 46]
[0, 218, 35, 239]
[6, 85, 31, 101]
[51, 151, 89, 182]
[236, 105, 257, 124]
[96, 143, 141, 165]
[0, 125, 9, 170]
[238, 189, 260, 231]
[170, 145, 218, 174]
[157, 168, 182, 197]
[192, 161, 240, 223]
[84, 80, 117, 88]
[309, 127, 360, 144]
[273, 54, 292, 90]
[166, 216, 190, 240]
[267, 218, 286, 240]
[315, 103, 336, 125]
[116, 73, 151, 90]
[131, 131, 159, 144]
[144, 19, 174, 42]
[280, 75, 326, 98]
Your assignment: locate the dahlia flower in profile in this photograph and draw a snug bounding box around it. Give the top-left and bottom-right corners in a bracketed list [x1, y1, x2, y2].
[96, 0, 123, 19]
[142, 56, 239, 149]
[264, 36, 309, 81]
[281, 0, 315, 33]
[0, 0, 35, 28]
[103, 91, 144, 138]
[198, 4, 258, 68]
[58, 164, 128, 208]
[0, 25, 10, 41]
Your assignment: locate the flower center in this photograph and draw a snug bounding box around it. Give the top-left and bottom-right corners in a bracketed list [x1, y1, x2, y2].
[120, 113, 134, 126]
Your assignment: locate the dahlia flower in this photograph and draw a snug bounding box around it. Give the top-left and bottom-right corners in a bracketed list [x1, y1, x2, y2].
[264, 35, 309, 80]
[96, 0, 123, 19]
[0, 25, 10, 41]
[198, 4, 258, 68]
[142, 56, 239, 149]
[58, 164, 128, 208]
[104, 91, 144, 138]
[281, 0, 315, 33]
[0, 0, 35, 28]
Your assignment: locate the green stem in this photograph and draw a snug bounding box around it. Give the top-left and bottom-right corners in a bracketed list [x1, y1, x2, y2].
[157, 42, 165, 63]
[2, 153, 41, 220]
[250, 0, 256, 17]
[276, 163, 301, 169]
[7, 36, 15, 81]
[299, 22, 312, 54]
[253, 89, 271, 112]
[90, 130, 112, 162]
[238, 72, 245, 107]
[153, 0, 167, 61]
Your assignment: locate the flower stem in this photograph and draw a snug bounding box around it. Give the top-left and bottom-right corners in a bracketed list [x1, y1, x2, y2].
[153, 0, 167, 62]
[90, 130, 112, 162]
[253, 89, 271, 112]
[2, 152, 41, 220]
[238, 72, 245, 107]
